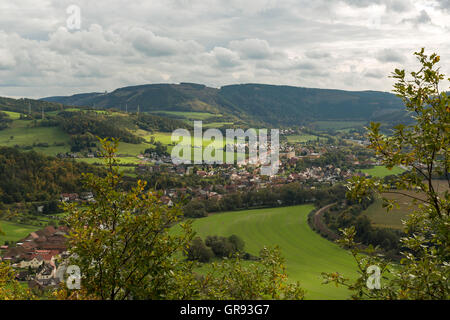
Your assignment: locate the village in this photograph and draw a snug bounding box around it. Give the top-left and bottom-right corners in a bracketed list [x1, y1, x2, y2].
[0, 133, 379, 290]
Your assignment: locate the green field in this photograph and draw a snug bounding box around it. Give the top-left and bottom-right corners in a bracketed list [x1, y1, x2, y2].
[363, 198, 410, 230]
[117, 141, 151, 155]
[363, 180, 448, 229]
[203, 122, 234, 128]
[0, 220, 38, 244]
[75, 156, 145, 165]
[0, 120, 70, 155]
[2, 111, 22, 119]
[149, 131, 237, 148]
[176, 205, 357, 299]
[312, 121, 367, 130]
[152, 111, 219, 120]
[360, 166, 405, 178]
[286, 134, 324, 143]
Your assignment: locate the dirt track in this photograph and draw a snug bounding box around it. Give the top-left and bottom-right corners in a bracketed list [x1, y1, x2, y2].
[312, 202, 339, 240]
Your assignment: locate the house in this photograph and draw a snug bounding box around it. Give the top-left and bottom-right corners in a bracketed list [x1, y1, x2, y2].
[196, 170, 207, 177]
[80, 192, 94, 201]
[160, 196, 173, 207]
[36, 263, 54, 281]
[60, 193, 79, 202]
[14, 257, 44, 269]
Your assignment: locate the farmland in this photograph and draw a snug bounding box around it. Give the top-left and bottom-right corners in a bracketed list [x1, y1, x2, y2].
[0, 120, 70, 156]
[286, 134, 325, 143]
[363, 180, 449, 229]
[2, 111, 21, 120]
[175, 205, 357, 299]
[151, 111, 220, 120]
[312, 120, 368, 131]
[360, 165, 405, 178]
[0, 220, 39, 244]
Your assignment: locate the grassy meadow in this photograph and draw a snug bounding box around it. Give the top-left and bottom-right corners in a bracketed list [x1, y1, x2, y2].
[312, 120, 368, 131]
[286, 134, 325, 143]
[363, 180, 449, 229]
[174, 205, 357, 299]
[360, 166, 405, 178]
[0, 220, 39, 244]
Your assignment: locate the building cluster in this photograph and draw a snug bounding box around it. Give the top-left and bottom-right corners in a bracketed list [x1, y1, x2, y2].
[0, 226, 69, 289]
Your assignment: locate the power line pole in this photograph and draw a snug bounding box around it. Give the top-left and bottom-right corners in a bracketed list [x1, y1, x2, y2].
[42, 106, 45, 120]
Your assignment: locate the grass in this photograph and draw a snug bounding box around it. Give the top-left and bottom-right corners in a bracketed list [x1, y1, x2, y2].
[0, 120, 70, 155]
[363, 198, 410, 230]
[75, 157, 145, 165]
[203, 122, 234, 128]
[312, 121, 368, 130]
[117, 141, 151, 155]
[0, 220, 38, 244]
[286, 134, 324, 143]
[174, 205, 357, 299]
[63, 108, 81, 112]
[360, 166, 405, 178]
[2, 111, 22, 119]
[152, 111, 219, 120]
[363, 180, 448, 229]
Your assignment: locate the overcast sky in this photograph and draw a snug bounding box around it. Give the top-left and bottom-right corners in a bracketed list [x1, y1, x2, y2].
[0, 0, 449, 98]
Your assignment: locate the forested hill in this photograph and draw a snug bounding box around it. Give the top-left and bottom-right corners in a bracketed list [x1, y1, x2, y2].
[41, 82, 407, 126]
[0, 147, 104, 204]
[0, 96, 64, 114]
[219, 84, 406, 125]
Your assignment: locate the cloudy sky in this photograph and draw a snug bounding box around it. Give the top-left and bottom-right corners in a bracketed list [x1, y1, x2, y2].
[0, 0, 449, 98]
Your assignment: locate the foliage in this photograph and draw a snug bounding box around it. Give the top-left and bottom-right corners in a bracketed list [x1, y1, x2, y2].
[185, 237, 215, 262]
[41, 82, 407, 127]
[144, 141, 169, 157]
[182, 183, 347, 216]
[185, 234, 245, 262]
[323, 49, 450, 299]
[59, 111, 143, 145]
[0, 224, 36, 299]
[180, 204, 357, 299]
[61, 138, 305, 300]
[183, 199, 207, 218]
[0, 112, 12, 131]
[0, 146, 104, 204]
[322, 199, 403, 257]
[196, 247, 305, 300]
[136, 113, 191, 132]
[0, 262, 36, 300]
[204, 235, 244, 258]
[63, 138, 194, 299]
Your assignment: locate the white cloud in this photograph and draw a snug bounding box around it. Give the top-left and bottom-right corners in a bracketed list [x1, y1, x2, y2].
[0, 0, 448, 98]
[210, 47, 241, 68]
[376, 49, 405, 62]
[126, 27, 203, 57]
[229, 39, 273, 60]
[0, 48, 16, 70]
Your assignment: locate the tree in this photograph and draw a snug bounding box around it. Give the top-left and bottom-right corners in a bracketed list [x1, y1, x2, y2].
[186, 237, 214, 262]
[197, 247, 305, 300]
[62, 138, 195, 300]
[183, 199, 207, 218]
[0, 226, 35, 300]
[60, 138, 305, 300]
[323, 49, 449, 299]
[205, 235, 235, 257]
[228, 234, 245, 253]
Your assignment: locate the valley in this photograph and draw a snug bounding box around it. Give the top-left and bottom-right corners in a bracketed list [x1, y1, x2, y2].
[0, 85, 437, 299]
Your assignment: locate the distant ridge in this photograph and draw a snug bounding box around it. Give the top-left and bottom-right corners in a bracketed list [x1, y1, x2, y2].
[40, 83, 406, 126]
